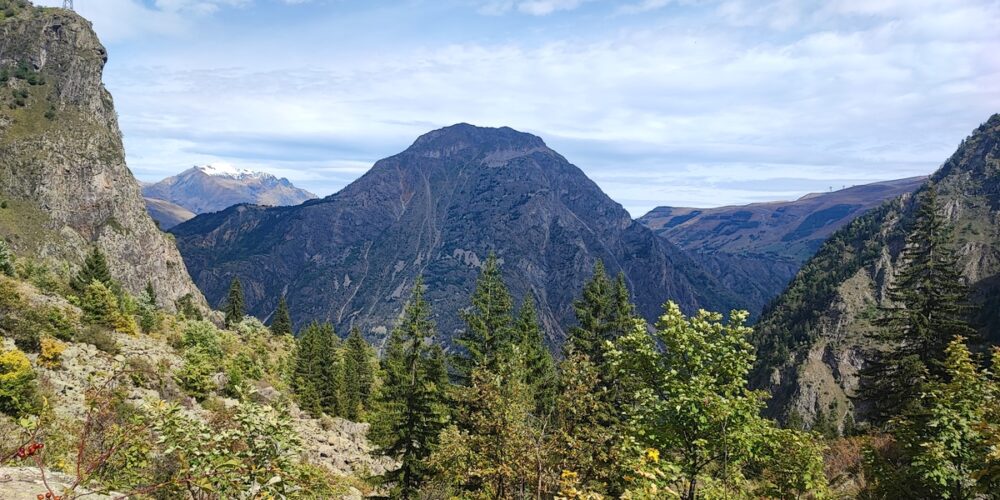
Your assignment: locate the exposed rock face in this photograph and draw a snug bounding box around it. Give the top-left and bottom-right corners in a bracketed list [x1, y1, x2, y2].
[754, 114, 1000, 430]
[172, 124, 739, 346]
[639, 177, 926, 316]
[0, 4, 204, 309]
[143, 164, 317, 227]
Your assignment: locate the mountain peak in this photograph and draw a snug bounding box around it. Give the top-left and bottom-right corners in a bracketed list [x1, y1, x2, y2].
[406, 123, 548, 158]
[195, 163, 272, 180]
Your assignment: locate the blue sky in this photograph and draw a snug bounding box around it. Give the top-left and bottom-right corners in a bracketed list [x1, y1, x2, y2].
[38, 0, 1000, 216]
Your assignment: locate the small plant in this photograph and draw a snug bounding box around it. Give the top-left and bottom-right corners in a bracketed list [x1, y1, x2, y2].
[76, 325, 121, 355]
[38, 337, 67, 369]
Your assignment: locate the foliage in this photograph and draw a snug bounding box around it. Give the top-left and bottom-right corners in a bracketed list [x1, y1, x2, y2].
[38, 336, 66, 369]
[175, 292, 203, 320]
[293, 321, 342, 416]
[454, 252, 515, 384]
[0, 239, 14, 276]
[0, 347, 38, 417]
[517, 294, 557, 415]
[271, 295, 293, 336]
[175, 348, 216, 401]
[370, 276, 450, 498]
[859, 187, 975, 424]
[342, 327, 376, 420]
[70, 247, 114, 294]
[76, 325, 121, 355]
[224, 276, 245, 327]
[81, 280, 137, 334]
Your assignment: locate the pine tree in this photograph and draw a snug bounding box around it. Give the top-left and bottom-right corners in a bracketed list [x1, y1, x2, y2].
[454, 252, 515, 384]
[224, 277, 245, 328]
[859, 187, 975, 423]
[516, 294, 557, 415]
[371, 277, 450, 498]
[567, 261, 612, 360]
[144, 281, 158, 308]
[0, 239, 15, 277]
[293, 321, 342, 417]
[342, 327, 375, 420]
[71, 247, 113, 293]
[271, 296, 293, 336]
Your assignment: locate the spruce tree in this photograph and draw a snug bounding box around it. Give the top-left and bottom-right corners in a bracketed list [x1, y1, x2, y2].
[859, 187, 975, 423]
[0, 239, 15, 277]
[71, 247, 113, 293]
[271, 296, 293, 336]
[567, 261, 612, 360]
[516, 294, 557, 415]
[371, 277, 449, 498]
[144, 281, 158, 308]
[454, 252, 515, 384]
[224, 277, 245, 327]
[342, 327, 375, 421]
[293, 321, 342, 417]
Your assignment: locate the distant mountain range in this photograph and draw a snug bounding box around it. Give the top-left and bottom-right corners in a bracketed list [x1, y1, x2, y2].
[170, 124, 739, 346]
[142, 164, 316, 228]
[639, 177, 926, 316]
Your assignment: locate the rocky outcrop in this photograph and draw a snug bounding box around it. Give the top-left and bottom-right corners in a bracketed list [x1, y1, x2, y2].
[0, 3, 205, 309]
[639, 177, 926, 316]
[172, 124, 740, 346]
[754, 114, 1000, 430]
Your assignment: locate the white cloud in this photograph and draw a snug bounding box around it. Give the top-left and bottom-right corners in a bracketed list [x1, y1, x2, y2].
[478, 0, 591, 15]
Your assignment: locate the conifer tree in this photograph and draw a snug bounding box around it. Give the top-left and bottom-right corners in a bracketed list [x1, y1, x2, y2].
[860, 187, 975, 423]
[293, 321, 342, 417]
[224, 277, 245, 328]
[71, 247, 113, 293]
[567, 261, 612, 360]
[371, 277, 450, 498]
[144, 281, 158, 308]
[342, 327, 375, 421]
[454, 252, 515, 383]
[0, 240, 15, 277]
[271, 296, 293, 336]
[516, 294, 557, 415]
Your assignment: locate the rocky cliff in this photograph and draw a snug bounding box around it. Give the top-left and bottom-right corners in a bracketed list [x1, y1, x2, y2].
[753, 114, 1000, 430]
[0, 3, 204, 308]
[172, 124, 740, 347]
[639, 177, 926, 317]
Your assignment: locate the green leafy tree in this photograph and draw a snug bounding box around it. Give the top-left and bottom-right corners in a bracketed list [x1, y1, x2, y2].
[71, 247, 114, 293]
[0, 240, 14, 277]
[224, 276, 245, 327]
[0, 347, 38, 417]
[271, 295, 293, 336]
[860, 187, 976, 423]
[370, 277, 450, 498]
[454, 252, 515, 384]
[609, 302, 800, 500]
[342, 327, 375, 420]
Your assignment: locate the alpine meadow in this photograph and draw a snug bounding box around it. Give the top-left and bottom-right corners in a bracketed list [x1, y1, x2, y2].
[2, 0, 999, 499]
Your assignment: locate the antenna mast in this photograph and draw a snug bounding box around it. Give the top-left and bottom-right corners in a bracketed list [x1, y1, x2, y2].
[63, 0, 73, 10]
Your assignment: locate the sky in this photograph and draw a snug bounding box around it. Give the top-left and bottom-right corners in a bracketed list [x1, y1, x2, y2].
[36, 0, 1000, 216]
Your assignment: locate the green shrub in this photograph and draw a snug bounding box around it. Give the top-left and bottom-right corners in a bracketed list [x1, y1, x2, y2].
[0, 240, 14, 277]
[77, 325, 120, 355]
[180, 320, 223, 357]
[175, 348, 216, 401]
[0, 347, 39, 417]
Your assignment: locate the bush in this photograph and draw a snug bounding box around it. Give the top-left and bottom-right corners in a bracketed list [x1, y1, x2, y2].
[81, 281, 137, 334]
[0, 240, 14, 277]
[175, 349, 216, 401]
[180, 320, 223, 357]
[38, 336, 66, 369]
[77, 325, 120, 355]
[0, 347, 38, 417]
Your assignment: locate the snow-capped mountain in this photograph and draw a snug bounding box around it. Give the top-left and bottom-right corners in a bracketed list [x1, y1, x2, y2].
[142, 164, 317, 228]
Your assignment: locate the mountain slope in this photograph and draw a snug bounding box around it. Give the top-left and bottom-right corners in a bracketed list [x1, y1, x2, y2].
[142, 164, 316, 222]
[144, 197, 196, 229]
[0, 4, 204, 309]
[639, 178, 926, 315]
[172, 124, 739, 345]
[752, 114, 1000, 430]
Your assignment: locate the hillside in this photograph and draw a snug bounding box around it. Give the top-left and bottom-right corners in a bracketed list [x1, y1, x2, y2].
[142, 164, 316, 227]
[639, 177, 926, 315]
[752, 114, 1000, 430]
[144, 196, 196, 229]
[171, 124, 740, 345]
[0, 3, 204, 309]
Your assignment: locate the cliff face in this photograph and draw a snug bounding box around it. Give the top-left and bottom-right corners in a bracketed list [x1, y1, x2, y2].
[0, 4, 205, 308]
[172, 124, 739, 346]
[753, 114, 1000, 430]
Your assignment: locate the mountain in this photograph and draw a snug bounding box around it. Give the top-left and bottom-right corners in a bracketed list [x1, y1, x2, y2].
[752, 114, 1000, 430]
[638, 178, 926, 315]
[144, 197, 196, 230]
[142, 164, 317, 226]
[0, 4, 204, 309]
[171, 124, 739, 346]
